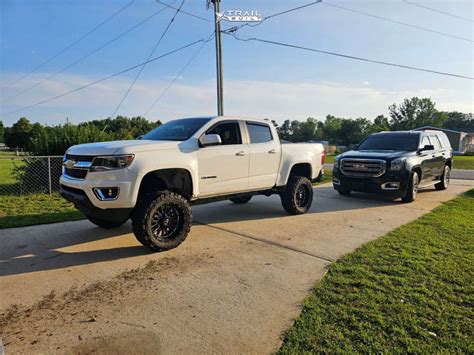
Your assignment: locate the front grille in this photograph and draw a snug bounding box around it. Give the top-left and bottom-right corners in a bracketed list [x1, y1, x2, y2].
[340, 159, 386, 177]
[65, 154, 95, 162]
[64, 167, 88, 179]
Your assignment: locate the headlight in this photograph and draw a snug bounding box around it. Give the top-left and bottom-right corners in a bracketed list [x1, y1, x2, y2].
[334, 159, 339, 169]
[390, 158, 405, 171]
[90, 155, 134, 172]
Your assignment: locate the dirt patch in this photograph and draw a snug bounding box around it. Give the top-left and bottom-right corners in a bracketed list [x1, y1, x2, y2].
[0, 254, 208, 353]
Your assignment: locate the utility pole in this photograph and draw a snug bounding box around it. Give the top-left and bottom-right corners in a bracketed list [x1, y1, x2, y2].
[211, 0, 224, 116]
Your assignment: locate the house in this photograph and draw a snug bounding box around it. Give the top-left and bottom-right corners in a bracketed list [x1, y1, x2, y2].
[414, 126, 474, 155]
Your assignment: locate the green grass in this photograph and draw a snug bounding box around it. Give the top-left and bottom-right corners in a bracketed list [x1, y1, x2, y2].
[325, 153, 335, 164]
[0, 159, 18, 185]
[279, 189, 474, 354]
[0, 193, 84, 229]
[454, 155, 474, 170]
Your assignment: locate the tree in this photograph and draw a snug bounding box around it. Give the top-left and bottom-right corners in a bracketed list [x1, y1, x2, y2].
[388, 97, 445, 130]
[442, 111, 474, 131]
[0, 121, 4, 143]
[5, 117, 32, 149]
[370, 115, 390, 133]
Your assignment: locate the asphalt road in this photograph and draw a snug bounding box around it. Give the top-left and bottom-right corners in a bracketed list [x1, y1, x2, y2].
[1, 180, 473, 353]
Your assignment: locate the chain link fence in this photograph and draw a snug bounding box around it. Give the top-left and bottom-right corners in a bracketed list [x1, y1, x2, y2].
[0, 156, 64, 196]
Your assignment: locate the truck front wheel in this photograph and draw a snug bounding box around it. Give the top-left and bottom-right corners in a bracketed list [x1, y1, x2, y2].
[132, 191, 192, 251]
[280, 176, 313, 215]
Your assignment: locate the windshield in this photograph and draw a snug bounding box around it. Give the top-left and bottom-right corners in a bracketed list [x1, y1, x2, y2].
[142, 118, 211, 141]
[357, 133, 420, 151]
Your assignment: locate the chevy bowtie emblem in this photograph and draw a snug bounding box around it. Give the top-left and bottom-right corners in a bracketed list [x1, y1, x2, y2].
[64, 159, 76, 169]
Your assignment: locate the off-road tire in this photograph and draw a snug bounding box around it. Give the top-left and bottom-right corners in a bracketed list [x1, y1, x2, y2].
[131, 191, 192, 251]
[435, 165, 450, 190]
[229, 196, 252, 204]
[86, 215, 128, 229]
[402, 171, 419, 203]
[280, 176, 313, 215]
[337, 189, 351, 196]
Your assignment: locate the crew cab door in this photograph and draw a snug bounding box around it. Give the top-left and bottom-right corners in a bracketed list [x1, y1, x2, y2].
[197, 121, 249, 195]
[246, 121, 281, 189]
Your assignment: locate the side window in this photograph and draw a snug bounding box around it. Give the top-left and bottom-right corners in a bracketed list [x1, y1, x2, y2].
[430, 135, 441, 150]
[207, 122, 241, 145]
[420, 136, 431, 148]
[437, 134, 451, 149]
[246, 123, 273, 143]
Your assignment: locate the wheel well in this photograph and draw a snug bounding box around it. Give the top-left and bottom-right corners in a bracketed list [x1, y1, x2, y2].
[289, 163, 312, 180]
[138, 169, 193, 199]
[412, 166, 422, 179]
[446, 159, 452, 169]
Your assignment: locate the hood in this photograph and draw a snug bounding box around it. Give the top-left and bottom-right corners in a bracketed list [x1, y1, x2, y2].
[67, 140, 181, 156]
[338, 150, 413, 160]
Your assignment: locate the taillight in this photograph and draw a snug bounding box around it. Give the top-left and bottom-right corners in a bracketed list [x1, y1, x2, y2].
[321, 150, 326, 165]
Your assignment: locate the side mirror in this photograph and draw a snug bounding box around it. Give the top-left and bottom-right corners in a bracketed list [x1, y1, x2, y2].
[418, 144, 434, 153]
[199, 134, 222, 147]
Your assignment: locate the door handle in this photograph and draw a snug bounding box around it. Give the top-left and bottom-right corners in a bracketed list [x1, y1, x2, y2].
[432, 155, 436, 158]
[235, 151, 246, 156]
[268, 149, 276, 154]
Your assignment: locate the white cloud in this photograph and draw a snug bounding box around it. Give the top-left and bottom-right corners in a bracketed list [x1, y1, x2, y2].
[0, 72, 472, 126]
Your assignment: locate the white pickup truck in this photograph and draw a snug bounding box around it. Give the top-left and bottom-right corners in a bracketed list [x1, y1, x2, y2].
[60, 116, 325, 251]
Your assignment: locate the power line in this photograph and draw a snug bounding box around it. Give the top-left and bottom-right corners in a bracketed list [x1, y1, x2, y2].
[144, 33, 214, 117]
[3, 0, 135, 90]
[227, 33, 473, 80]
[322, 1, 473, 43]
[111, 0, 185, 117]
[156, 0, 212, 22]
[402, 0, 473, 23]
[1, 38, 208, 118]
[3, 4, 170, 102]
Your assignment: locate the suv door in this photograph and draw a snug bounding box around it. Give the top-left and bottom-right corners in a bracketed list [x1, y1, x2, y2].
[246, 122, 281, 189]
[429, 134, 445, 179]
[419, 135, 434, 182]
[197, 121, 249, 195]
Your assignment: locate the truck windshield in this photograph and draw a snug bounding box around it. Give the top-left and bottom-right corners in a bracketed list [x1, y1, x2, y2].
[142, 118, 211, 141]
[357, 133, 420, 151]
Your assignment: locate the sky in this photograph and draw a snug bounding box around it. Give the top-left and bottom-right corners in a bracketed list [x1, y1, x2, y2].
[0, 0, 473, 127]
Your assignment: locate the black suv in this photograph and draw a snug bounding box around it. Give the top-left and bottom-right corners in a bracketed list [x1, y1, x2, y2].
[332, 130, 452, 202]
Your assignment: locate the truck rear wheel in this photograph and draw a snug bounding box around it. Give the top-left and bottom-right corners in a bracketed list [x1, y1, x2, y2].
[229, 196, 252, 204]
[86, 215, 128, 229]
[280, 176, 313, 215]
[435, 165, 450, 190]
[132, 191, 192, 251]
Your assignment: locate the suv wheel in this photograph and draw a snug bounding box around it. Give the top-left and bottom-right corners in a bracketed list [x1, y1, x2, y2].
[402, 171, 419, 203]
[132, 191, 192, 251]
[86, 215, 128, 229]
[229, 196, 252, 204]
[281, 176, 313, 215]
[435, 165, 450, 190]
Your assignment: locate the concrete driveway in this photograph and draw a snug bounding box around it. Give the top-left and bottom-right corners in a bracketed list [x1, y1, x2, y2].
[1, 180, 473, 354]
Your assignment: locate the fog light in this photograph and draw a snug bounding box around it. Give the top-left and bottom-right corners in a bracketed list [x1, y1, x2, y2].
[93, 187, 119, 201]
[333, 177, 341, 185]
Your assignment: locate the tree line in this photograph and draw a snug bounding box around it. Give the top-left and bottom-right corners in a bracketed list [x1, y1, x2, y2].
[0, 97, 472, 155]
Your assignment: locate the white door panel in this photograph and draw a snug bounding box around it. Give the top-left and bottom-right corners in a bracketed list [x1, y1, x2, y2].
[198, 145, 249, 195]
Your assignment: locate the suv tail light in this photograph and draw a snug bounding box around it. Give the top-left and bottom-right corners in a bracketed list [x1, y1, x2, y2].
[321, 150, 326, 165]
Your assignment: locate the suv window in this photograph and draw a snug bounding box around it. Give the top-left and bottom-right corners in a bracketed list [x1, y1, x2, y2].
[437, 133, 451, 149]
[420, 136, 431, 148]
[247, 123, 273, 143]
[207, 122, 241, 145]
[429, 135, 442, 150]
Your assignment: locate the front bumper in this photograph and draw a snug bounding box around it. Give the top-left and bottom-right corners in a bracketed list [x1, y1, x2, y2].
[59, 168, 141, 209]
[332, 167, 409, 197]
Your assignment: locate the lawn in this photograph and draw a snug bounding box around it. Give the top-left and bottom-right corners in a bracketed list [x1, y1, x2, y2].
[0, 193, 84, 229]
[454, 155, 474, 170]
[279, 189, 474, 353]
[0, 159, 19, 185]
[325, 153, 335, 164]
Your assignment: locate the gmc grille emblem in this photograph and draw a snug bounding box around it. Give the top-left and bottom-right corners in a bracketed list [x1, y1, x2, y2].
[354, 164, 366, 169]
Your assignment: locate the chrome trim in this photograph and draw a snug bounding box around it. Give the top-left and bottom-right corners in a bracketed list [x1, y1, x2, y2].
[381, 182, 400, 191]
[340, 158, 386, 177]
[332, 177, 341, 185]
